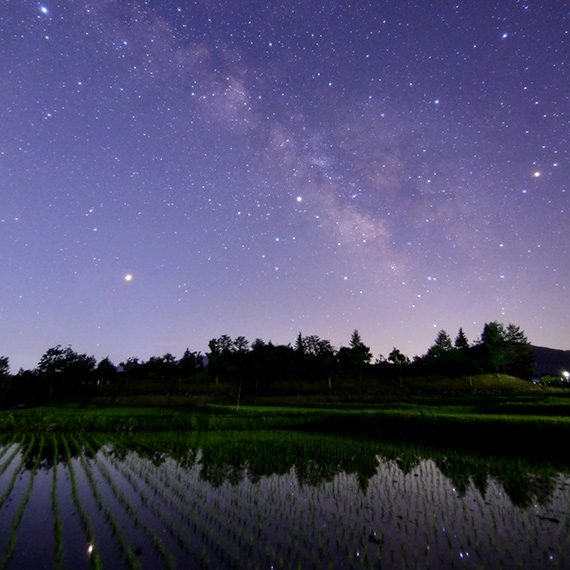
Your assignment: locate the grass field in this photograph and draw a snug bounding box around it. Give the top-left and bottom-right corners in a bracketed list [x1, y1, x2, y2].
[1, 384, 570, 457]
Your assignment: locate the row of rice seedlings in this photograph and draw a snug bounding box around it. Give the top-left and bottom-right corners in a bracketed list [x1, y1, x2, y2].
[68, 435, 141, 570]
[217, 466, 354, 566]
[0, 435, 44, 569]
[109, 437, 205, 515]
[51, 434, 64, 569]
[355, 466, 400, 556]
[108, 442, 238, 567]
[0, 437, 23, 478]
[323, 467, 423, 565]
[77, 435, 175, 570]
[234, 479, 277, 539]
[242, 477, 295, 558]
[0, 434, 35, 509]
[176, 468, 319, 566]
[210, 437, 566, 566]
[99, 449, 185, 567]
[83, 433, 570, 568]
[60, 435, 102, 570]
[374, 458, 533, 567]
[93, 438, 206, 565]
[486, 477, 568, 566]
[273, 444, 564, 565]
[368, 459, 445, 565]
[171, 465, 262, 558]
[123, 437, 262, 566]
[281, 473, 355, 561]
[0, 439, 20, 465]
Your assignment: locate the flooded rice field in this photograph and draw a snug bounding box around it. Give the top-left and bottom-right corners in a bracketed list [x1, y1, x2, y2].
[0, 431, 569, 569]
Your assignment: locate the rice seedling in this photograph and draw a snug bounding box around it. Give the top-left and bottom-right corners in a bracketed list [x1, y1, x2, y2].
[1, 427, 569, 568]
[61, 435, 102, 570]
[0, 439, 20, 465]
[92, 434, 199, 566]
[107, 438, 257, 567]
[0, 439, 23, 478]
[78, 434, 177, 570]
[0, 435, 44, 569]
[69, 436, 142, 570]
[0, 434, 35, 509]
[51, 434, 64, 569]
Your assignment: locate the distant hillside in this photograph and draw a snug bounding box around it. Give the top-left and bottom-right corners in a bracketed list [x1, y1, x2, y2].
[533, 345, 570, 375]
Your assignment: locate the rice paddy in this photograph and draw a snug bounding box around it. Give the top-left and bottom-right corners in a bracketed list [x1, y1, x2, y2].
[0, 430, 569, 568]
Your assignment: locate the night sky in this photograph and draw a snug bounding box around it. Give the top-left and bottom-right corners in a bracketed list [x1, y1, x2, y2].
[1, 1, 568, 370]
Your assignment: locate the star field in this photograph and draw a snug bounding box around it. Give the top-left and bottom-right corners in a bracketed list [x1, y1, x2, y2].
[0, 1, 568, 369]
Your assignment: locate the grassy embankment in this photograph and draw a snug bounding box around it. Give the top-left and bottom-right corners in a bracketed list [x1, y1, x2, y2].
[98, 372, 546, 403]
[1, 373, 569, 455]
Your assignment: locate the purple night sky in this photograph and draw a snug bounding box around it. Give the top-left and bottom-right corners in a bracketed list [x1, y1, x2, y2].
[1, 1, 568, 370]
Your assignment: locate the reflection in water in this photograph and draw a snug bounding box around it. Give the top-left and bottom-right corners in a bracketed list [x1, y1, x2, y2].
[0, 431, 569, 568]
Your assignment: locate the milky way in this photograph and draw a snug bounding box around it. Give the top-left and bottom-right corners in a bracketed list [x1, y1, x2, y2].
[1, 1, 568, 369]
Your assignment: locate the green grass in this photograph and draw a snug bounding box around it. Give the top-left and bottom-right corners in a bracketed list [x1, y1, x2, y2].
[86, 373, 550, 406]
[1, 378, 569, 455]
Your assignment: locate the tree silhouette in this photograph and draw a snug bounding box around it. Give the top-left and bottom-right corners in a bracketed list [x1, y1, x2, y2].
[479, 321, 507, 373]
[179, 349, 203, 376]
[207, 336, 232, 384]
[477, 321, 534, 378]
[0, 356, 10, 406]
[388, 347, 410, 389]
[36, 345, 96, 401]
[388, 347, 410, 367]
[426, 330, 453, 359]
[503, 323, 534, 378]
[294, 334, 337, 385]
[0, 356, 9, 377]
[294, 332, 304, 355]
[95, 357, 117, 387]
[454, 328, 469, 350]
[347, 329, 372, 381]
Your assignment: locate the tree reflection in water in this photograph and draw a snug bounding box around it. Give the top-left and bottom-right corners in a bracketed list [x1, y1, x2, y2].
[1, 431, 568, 568]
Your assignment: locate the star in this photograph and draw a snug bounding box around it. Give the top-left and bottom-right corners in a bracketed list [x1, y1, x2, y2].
[1, 0, 568, 372]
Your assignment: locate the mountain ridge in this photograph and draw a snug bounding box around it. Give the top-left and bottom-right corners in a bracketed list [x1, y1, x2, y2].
[533, 345, 570, 375]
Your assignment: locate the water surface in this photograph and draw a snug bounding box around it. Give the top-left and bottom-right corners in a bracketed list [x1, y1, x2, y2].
[0, 431, 568, 568]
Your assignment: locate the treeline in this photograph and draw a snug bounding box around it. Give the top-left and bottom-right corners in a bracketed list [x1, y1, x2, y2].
[0, 321, 534, 405]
